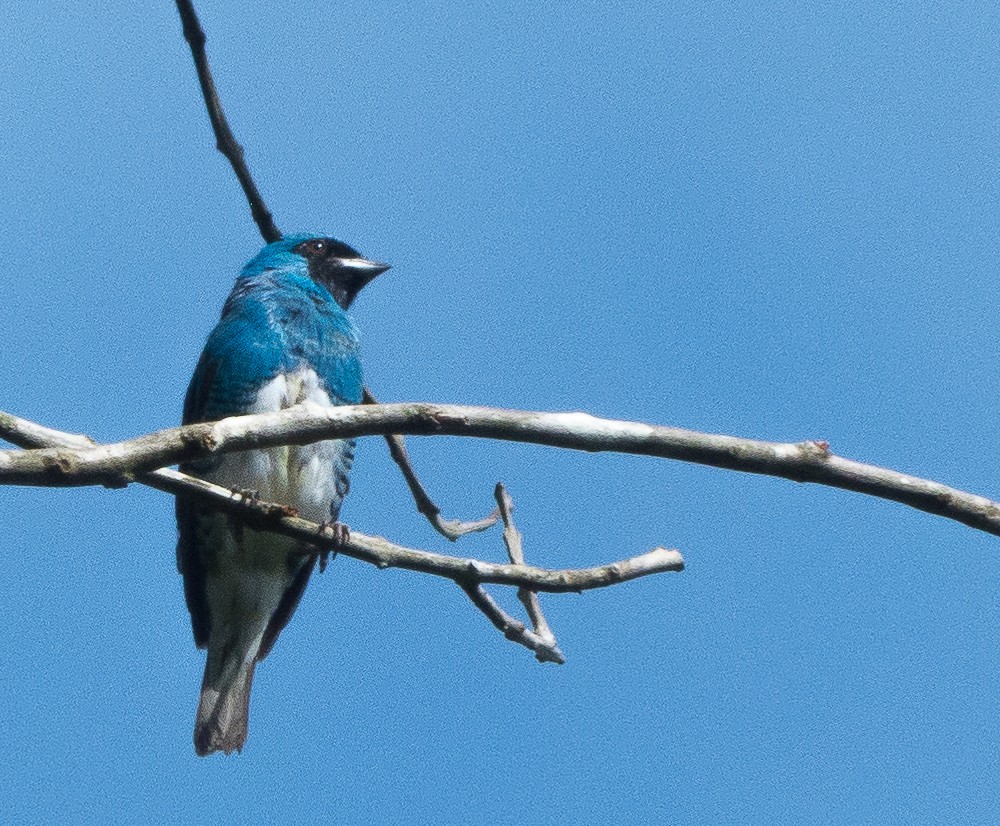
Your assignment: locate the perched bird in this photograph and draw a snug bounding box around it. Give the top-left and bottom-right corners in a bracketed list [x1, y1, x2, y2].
[176, 234, 389, 756]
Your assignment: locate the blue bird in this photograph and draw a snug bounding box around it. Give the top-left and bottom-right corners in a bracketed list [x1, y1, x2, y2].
[176, 234, 389, 756]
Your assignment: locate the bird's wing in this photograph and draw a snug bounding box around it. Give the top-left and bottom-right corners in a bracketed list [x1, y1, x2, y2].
[256, 556, 316, 661]
[176, 307, 290, 648]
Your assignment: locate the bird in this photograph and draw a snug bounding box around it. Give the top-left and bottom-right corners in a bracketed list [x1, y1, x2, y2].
[176, 234, 389, 756]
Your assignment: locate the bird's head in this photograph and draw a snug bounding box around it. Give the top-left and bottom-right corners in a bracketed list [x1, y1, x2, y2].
[244, 234, 391, 310]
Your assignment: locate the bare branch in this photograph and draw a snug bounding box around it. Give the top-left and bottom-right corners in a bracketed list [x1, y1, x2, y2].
[454, 483, 564, 662]
[0, 411, 683, 593]
[3, 403, 1000, 539]
[495, 483, 561, 659]
[0, 413, 96, 451]
[174, 0, 281, 242]
[362, 388, 498, 540]
[458, 581, 565, 664]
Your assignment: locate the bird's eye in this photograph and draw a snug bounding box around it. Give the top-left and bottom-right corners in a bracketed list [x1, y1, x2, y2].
[309, 240, 326, 255]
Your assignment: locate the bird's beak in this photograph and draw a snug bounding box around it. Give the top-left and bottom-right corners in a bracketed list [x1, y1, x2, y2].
[336, 257, 391, 285]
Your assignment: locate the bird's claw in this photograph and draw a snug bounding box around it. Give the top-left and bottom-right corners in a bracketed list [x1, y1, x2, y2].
[318, 521, 350, 573]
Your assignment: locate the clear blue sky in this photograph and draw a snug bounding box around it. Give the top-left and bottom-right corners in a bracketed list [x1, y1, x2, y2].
[3, 1, 1000, 822]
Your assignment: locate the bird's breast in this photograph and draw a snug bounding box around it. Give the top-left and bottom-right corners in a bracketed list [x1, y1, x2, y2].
[204, 368, 351, 523]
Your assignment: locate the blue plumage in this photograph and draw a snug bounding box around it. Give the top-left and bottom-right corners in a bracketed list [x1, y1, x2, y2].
[177, 235, 388, 756]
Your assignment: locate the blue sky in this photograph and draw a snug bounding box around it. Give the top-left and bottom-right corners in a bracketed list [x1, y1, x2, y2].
[3, 1, 1000, 822]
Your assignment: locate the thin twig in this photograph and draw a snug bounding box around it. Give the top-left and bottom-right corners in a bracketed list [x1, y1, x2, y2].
[362, 389, 498, 539]
[175, 0, 281, 242]
[0, 411, 683, 594]
[3, 403, 1000, 540]
[495, 483, 561, 659]
[455, 482, 564, 662]
[458, 582, 565, 664]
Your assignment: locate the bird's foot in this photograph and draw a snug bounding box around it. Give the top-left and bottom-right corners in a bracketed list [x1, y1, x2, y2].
[318, 521, 350, 573]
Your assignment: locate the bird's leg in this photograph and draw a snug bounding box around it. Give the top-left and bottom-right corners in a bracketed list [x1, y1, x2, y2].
[234, 487, 261, 504]
[225, 489, 263, 540]
[317, 521, 351, 573]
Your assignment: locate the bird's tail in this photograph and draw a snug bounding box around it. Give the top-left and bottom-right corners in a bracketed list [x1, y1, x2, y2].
[194, 651, 258, 757]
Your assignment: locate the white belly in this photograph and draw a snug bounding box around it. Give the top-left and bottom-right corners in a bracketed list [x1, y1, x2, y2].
[205, 368, 349, 523]
[196, 368, 348, 662]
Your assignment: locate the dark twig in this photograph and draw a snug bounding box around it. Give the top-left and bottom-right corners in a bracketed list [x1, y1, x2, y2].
[175, 0, 281, 242]
[494, 483, 560, 660]
[362, 389, 498, 540]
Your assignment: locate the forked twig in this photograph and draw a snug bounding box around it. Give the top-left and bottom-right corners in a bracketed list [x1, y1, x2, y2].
[495, 484, 559, 651]
[457, 485, 563, 662]
[459, 581, 565, 664]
